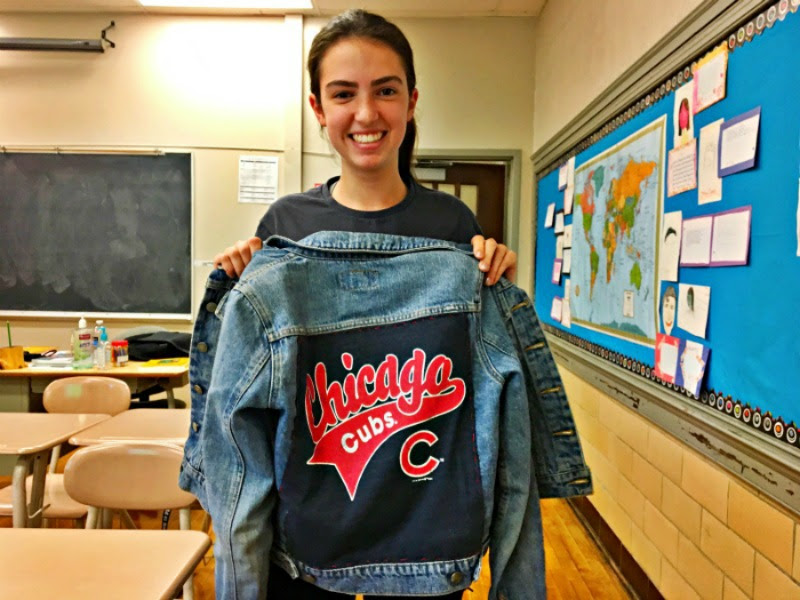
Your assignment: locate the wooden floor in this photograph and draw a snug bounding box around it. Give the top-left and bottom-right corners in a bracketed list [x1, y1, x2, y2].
[0, 473, 631, 599]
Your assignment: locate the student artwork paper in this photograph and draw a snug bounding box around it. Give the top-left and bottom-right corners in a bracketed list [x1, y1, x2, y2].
[693, 43, 728, 113]
[551, 297, 563, 322]
[719, 106, 761, 177]
[555, 211, 565, 234]
[667, 140, 697, 197]
[562, 248, 572, 274]
[562, 280, 572, 327]
[681, 215, 713, 266]
[710, 206, 751, 266]
[659, 211, 682, 282]
[675, 339, 710, 398]
[678, 283, 710, 338]
[556, 235, 564, 260]
[673, 83, 695, 147]
[558, 163, 568, 191]
[545, 203, 556, 228]
[660, 283, 678, 335]
[654, 333, 680, 383]
[698, 119, 724, 204]
[551, 259, 562, 285]
[564, 157, 576, 215]
[563, 224, 573, 248]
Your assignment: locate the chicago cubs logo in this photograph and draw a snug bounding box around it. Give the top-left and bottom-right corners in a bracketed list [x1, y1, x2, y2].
[304, 350, 465, 500]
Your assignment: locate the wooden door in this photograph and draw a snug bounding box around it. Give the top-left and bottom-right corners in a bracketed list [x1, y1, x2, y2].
[418, 162, 506, 243]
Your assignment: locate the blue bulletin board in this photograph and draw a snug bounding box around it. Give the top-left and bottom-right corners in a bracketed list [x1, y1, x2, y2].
[535, 3, 800, 449]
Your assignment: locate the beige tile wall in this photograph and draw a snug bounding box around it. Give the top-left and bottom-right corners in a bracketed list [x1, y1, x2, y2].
[561, 366, 800, 600]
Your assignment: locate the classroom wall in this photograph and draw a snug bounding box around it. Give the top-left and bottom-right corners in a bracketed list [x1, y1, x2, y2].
[1, 13, 536, 353]
[533, 1, 800, 598]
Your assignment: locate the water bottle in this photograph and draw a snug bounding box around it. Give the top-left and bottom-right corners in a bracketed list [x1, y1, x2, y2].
[97, 328, 112, 370]
[92, 320, 106, 367]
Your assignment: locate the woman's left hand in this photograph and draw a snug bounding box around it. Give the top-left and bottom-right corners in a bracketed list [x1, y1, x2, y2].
[471, 235, 517, 286]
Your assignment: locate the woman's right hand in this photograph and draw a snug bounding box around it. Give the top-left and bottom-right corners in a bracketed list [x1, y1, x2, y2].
[214, 236, 263, 278]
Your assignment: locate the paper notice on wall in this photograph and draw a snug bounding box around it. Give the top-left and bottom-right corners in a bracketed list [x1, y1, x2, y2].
[719, 107, 760, 177]
[678, 283, 710, 338]
[710, 206, 751, 266]
[562, 280, 571, 327]
[667, 140, 697, 197]
[564, 156, 576, 215]
[659, 211, 682, 281]
[698, 119, 724, 204]
[239, 155, 279, 204]
[681, 215, 713, 266]
[674, 83, 695, 147]
[693, 43, 728, 113]
[545, 203, 556, 228]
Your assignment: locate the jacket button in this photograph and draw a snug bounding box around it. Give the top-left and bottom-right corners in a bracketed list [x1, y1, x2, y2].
[196, 342, 208, 353]
[192, 422, 199, 432]
[193, 384, 203, 394]
[449, 571, 464, 585]
[301, 573, 316, 584]
[206, 301, 217, 313]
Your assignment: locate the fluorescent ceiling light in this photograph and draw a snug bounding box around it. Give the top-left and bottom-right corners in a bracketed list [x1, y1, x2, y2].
[139, 0, 312, 8]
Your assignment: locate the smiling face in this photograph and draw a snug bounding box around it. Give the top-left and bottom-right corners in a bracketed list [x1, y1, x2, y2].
[662, 288, 676, 334]
[309, 37, 418, 179]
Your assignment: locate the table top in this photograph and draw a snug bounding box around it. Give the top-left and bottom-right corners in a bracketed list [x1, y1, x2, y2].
[0, 361, 189, 378]
[0, 413, 109, 455]
[0, 528, 211, 600]
[69, 408, 191, 446]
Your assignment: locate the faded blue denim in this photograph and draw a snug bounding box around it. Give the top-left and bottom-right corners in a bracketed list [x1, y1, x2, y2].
[179, 232, 591, 600]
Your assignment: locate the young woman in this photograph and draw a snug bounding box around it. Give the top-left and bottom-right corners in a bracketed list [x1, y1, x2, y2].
[213, 10, 517, 598]
[214, 10, 517, 289]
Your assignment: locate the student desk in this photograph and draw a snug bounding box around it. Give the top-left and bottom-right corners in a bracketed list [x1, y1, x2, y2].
[0, 362, 190, 412]
[0, 528, 211, 599]
[0, 413, 109, 527]
[69, 408, 191, 447]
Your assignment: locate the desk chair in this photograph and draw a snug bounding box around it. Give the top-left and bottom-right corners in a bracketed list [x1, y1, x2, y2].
[63, 442, 199, 600]
[0, 377, 131, 526]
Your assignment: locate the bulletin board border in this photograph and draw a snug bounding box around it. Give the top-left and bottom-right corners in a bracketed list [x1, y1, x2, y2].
[531, 0, 800, 517]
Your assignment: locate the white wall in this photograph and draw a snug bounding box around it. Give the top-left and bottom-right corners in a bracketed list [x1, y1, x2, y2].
[1, 13, 537, 353]
[532, 0, 703, 151]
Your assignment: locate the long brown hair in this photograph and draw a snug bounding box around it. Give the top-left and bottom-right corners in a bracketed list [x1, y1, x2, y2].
[308, 9, 417, 180]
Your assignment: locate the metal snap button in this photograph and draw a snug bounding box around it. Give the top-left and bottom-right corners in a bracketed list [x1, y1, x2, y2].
[301, 573, 316, 584]
[449, 571, 464, 585]
[206, 302, 217, 313]
[192, 422, 199, 432]
[196, 342, 208, 353]
[193, 384, 203, 394]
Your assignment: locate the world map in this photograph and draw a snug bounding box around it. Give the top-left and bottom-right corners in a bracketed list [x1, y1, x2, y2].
[570, 116, 665, 344]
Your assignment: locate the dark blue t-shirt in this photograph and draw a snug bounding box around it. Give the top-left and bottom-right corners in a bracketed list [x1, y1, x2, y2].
[255, 176, 481, 243]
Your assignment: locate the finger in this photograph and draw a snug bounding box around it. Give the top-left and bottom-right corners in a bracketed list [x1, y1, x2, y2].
[214, 250, 238, 279]
[479, 238, 498, 272]
[485, 246, 508, 285]
[247, 237, 263, 254]
[505, 256, 518, 283]
[236, 240, 253, 265]
[471, 235, 486, 260]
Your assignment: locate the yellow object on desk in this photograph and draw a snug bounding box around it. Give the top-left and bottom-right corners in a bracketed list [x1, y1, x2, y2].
[0, 347, 25, 370]
[140, 357, 189, 368]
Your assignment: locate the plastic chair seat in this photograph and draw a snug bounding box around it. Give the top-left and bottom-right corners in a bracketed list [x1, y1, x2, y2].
[0, 475, 88, 520]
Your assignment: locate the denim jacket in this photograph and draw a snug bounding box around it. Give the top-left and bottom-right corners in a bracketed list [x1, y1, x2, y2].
[179, 232, 591, 600]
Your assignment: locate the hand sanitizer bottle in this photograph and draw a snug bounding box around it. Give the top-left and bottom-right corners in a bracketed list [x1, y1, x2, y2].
[72, 316, 93, 369]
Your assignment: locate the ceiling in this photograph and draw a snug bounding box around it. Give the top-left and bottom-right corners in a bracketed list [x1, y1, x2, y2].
[0, 0, 547, 17]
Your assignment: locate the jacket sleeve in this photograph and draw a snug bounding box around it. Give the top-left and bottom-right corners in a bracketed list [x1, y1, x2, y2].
[488, 367, 547, 600]
[198, 288, 277, 599]
[498, 282, 593, 499]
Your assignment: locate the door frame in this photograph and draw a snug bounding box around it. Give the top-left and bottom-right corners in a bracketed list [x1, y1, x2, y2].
[415, 149, 522, 252]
